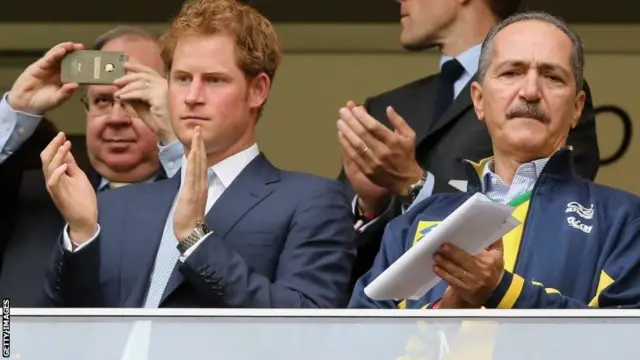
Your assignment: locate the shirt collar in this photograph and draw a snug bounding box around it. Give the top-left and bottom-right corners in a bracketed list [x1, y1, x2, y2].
[99, 174, 156, 191]
[481, 157, 550, 191]
[439, 44, 482, 77]
[180, 143, 260, 188]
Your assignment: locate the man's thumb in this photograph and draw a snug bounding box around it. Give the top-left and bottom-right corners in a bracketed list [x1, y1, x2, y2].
[488, 238, 504, 251]
[386, 106, 412, 136]
[55, 83, 79, 104]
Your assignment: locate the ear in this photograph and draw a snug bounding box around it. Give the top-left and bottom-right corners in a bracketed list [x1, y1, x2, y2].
[248, 73, 271, 110]
[470, 81, 485, 122]
[571, 89, 586, 129]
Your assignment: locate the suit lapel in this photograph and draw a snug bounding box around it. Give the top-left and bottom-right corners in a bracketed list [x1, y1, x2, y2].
[121, 175, 181, 307]
[86, 167, 102, 191]
[426, 76, 475, 136]
[159, 154, 280, 304]
[403, 77, 440, 147]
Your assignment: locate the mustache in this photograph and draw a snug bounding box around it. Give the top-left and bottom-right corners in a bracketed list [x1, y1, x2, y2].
[506, 102, 550, 122]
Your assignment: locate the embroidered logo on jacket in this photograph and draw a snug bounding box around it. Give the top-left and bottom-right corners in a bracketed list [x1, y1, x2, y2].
[567, 217, 593, 233]
[565, 201, 594, 219]
[565, 202, 594, 233]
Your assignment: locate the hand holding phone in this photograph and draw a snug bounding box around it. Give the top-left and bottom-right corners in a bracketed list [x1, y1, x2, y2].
[8, 42, 84, 114]
[113, 62, 175, 144]
[61, 50, 128, 85]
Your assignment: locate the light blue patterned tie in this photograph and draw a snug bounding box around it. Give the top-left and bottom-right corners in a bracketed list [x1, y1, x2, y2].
[143, 169, 216, 308]
[143, 200, 181, 308]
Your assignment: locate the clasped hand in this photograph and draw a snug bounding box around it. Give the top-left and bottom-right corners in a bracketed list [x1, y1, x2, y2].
[336, 101, 424, 214]
[173, 126, 209, 242]
[41, 132, 97, 244]
[433, 240, 505, 308]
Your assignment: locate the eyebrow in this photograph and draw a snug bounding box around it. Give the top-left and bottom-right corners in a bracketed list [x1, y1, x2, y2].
[496, 60, 571, 76]
[87, 90, 114, 98]
[171, 69, 228, 75]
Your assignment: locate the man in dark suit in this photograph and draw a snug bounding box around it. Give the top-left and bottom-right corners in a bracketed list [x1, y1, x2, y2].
[0, 26, 185, 306]
[42, 0, 356, 308]
[337, 0, 600, 287]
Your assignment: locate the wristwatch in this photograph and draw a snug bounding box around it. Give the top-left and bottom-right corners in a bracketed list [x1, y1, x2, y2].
[401, 171, 428, 205]
[177, 220, 212, 255]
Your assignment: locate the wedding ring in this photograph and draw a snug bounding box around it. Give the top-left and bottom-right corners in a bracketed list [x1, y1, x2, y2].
[361, 146, 369, 155]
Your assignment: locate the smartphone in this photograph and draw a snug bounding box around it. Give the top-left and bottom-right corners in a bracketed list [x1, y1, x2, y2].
[61, 50, 128, 85]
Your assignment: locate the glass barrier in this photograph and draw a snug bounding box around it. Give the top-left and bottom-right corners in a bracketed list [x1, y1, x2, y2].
[7, 309, 640, 360]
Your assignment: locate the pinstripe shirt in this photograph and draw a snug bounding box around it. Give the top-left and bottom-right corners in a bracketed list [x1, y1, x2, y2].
[482, 158, 549, 204]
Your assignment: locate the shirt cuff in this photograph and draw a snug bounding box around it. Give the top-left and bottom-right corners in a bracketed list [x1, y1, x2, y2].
[352, 195, 394, 232]
[62, 223, 101, 252]
[157, 140, 183, 178]
[0, 92, 44, 162]
[179, 232, 214, 261]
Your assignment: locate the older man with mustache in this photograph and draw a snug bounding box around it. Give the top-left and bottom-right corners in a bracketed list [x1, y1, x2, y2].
[350, 11, 640, 311]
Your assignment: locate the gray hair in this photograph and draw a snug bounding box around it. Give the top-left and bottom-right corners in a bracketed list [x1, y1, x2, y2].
[91, 25, 160, 50]
[477, 11, 584, 92]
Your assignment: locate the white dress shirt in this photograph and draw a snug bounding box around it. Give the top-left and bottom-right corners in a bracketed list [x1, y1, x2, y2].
[63, 143, 260, 260]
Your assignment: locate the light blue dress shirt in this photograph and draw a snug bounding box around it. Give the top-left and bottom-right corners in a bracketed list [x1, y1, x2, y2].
[482, 158, 549, 204]
[0, 92, 184, 184]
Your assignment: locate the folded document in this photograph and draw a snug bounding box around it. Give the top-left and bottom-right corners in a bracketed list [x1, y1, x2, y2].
[364, 192, 521, 301]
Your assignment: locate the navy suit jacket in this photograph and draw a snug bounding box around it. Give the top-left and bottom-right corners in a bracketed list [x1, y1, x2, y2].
[46, 154, 356, 308]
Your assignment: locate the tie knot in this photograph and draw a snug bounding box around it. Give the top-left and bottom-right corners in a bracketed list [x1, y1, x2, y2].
[440, 58, 465, 83]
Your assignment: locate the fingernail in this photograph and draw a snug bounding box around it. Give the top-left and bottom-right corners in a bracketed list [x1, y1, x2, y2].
[441, 244, 449, 252]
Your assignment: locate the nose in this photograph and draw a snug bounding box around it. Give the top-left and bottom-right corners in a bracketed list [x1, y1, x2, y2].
[104, 100, 132, 126]
[184, 78, 205, 107]
[518, 70, 542, 102]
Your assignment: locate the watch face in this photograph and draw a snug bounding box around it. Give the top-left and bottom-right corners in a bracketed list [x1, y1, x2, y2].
[198, 222, 211, 234]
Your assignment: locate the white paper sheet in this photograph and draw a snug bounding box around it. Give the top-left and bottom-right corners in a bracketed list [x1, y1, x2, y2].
[364, 192, 521, 301]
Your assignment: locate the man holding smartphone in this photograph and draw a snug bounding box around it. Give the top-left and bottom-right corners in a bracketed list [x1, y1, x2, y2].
[0, 26, 185, 306]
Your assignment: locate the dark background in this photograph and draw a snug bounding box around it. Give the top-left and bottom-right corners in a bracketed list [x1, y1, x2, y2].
[1, 0, 638, 23]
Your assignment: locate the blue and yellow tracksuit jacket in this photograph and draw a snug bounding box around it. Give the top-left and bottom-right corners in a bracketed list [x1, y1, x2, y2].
[350, 149, 640, 310]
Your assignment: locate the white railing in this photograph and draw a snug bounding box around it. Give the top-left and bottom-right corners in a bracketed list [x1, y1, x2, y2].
[11, 308, 640, 318]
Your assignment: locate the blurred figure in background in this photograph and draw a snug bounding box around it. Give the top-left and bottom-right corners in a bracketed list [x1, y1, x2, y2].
[0, 26, 184, 306]
[0, 117, 58, 272]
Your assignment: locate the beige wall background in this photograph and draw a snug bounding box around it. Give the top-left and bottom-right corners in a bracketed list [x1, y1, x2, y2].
[0, 23, 638, 193]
